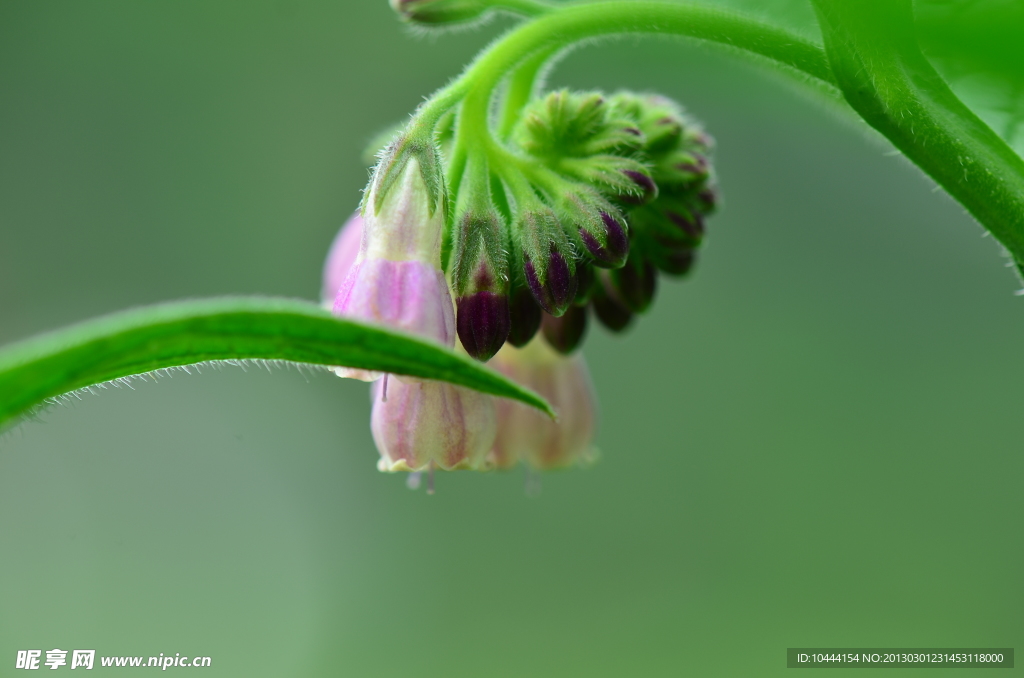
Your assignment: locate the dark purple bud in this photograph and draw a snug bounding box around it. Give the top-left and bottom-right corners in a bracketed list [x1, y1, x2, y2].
[666, 209, 704, 243]
[525, 247, 578, 317]
[618, 170, 657, 206]
[610, 260, 657, 313]
[541, 305, 588, 355]
[507, 286, 542, 347]
[580, 211, 629, 268]
[574, 263, 595, 305]
[657, 249, 696, 277]
[623, 126, 643, 137]
[591, 289, 633, 333]
[456, 291, 510, 361]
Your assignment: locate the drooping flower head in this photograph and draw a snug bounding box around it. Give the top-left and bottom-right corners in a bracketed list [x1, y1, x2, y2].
[322, 84, 717, 480]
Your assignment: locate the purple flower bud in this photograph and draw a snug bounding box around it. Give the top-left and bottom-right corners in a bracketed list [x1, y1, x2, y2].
[525, 246, 578, 317]
[609, 259, 657, 313]
[507, 287, 542, 347]
[665, 209, 705, 243]
[617, 169, 657, 206]
[320, 212, 363, 308]
[371, 377, 496, 472]
[487, 338, 597, 471]
[591, 286, 633, 333]
[656, 248, 697, 277]
[574, 262, 595, 305]
[579, 211, 629, 268]
[541, 305, 588, 355]
[456, 291, 510, 361]
[451, 210, 510, 361]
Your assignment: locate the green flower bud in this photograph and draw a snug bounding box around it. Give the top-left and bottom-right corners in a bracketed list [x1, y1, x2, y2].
[370, 133, 445, 220]
[653, 150, 710, 189]
[629, 199, 704, 250]
[608, 93, 684, 155]
[695, 186, 720, 215]
[558, 191, 630, 269]
[560, 155, 658, 206]
[516, 91, 644, 161]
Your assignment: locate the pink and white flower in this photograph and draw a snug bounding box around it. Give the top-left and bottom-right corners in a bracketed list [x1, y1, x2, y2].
[331, 157, 456, 380]
[320, 212, 363, 308]
[488, 336, 598, 470]
[371, 376, 496, 472]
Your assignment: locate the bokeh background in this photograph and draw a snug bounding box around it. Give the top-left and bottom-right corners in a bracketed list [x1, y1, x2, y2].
[1, 1, 1021, 676]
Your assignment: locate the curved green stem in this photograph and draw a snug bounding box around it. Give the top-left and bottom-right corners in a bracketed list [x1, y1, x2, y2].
[498, 47, 558, 140]
[424, 0, 835, 156]
[0, 297, 554, 429]
[411, 80, 472, 136]
[813, 0, 1024, 270]
[457, 0, 837, 136]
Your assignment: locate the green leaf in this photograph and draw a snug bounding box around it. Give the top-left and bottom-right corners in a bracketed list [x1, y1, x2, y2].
[0, 296, 554, 429]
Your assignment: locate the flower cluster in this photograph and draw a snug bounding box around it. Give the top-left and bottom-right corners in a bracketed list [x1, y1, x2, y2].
[443, 90, 717, 359]
[322, 87, 715, 479]
[321, 161, 598, 476]
[508, 90, 717, 347]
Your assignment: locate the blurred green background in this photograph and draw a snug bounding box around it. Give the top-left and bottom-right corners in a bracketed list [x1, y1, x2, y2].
[1, 1, 1021, 676]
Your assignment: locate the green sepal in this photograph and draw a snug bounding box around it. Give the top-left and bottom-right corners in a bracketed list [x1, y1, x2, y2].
[371, 134, 446, 219]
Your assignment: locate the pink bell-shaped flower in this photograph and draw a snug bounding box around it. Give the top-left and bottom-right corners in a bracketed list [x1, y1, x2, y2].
[321, 212, 363, 308]
[370, 375, 497, 472]
[332, 157, 456, 380]
[487, 336, 598, 470]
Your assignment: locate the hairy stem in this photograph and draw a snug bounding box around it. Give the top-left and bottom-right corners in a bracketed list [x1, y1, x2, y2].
[458, 0, 838, 135]
[498, 47, 558, 140]
[813, 0, 1024, 270]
